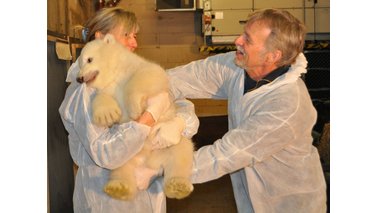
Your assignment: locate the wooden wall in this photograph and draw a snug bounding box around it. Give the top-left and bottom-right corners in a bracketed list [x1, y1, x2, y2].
[47, 0, 207, 68]
[114, 0, 207, 68]
[47, 0, 228, 117]
[47, 0, 95, 38]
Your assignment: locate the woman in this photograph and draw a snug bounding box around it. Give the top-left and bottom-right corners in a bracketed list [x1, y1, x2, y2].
[59, 7, 199, 212]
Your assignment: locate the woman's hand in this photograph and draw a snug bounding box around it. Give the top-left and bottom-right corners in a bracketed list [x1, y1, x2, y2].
[136, 92, 172, 127]
[136, 111, 155, 127]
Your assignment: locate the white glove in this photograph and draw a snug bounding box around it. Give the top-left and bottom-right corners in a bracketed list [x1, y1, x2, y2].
[150, 116, 186, 150]
[145, 92, 172, 122]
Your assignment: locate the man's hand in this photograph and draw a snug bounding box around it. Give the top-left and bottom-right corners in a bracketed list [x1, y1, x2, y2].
[151, 116, 186, 150]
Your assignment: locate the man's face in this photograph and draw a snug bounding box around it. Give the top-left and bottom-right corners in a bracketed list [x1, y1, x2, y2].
[234, 21, 271, 72]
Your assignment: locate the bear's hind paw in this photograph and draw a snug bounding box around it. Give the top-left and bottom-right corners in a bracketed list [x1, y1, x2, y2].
[164, 177, 193, 199]
[104, 180, 136, 200]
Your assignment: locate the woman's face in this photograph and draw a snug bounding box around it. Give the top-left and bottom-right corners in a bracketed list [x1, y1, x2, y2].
[97, 25, 138, 52]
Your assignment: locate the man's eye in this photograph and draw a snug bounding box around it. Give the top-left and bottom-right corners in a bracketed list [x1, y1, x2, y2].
[243, 33, 252, 44]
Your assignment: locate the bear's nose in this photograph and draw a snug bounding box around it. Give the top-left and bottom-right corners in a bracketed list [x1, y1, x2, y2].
[76, 77, 84, 83]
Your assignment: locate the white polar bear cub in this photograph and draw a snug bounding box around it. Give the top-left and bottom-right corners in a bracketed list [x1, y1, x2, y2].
[77, 34, 194, 200]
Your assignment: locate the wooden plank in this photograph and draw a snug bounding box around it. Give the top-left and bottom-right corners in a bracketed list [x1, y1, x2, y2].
[67, 0, 95, 38]
[48, 0, 94, 39]
[189, 99, 228, 117]
[47, 0, 68, 34]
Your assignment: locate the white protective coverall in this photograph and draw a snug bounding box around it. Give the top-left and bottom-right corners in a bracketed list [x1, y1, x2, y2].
[59, 61, 199, 213]
[167, 52, 327, 213]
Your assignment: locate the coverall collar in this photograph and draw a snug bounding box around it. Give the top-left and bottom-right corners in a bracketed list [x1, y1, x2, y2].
[243, 65, 290, 94]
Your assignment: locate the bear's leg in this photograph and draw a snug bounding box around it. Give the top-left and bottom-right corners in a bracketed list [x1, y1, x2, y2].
[104, 162, 138, 200]
[124, 92, 146, 120]
[162, 138, 194, 199]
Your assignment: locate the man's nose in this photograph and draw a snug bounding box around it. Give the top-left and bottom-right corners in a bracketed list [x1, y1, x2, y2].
[234, 35, 243, 46]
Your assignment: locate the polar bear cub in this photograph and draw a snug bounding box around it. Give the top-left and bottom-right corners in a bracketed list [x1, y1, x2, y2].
[77, 34, 194, 200]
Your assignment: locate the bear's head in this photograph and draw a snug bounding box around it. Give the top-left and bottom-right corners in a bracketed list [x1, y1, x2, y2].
[76, 34, 126, 90]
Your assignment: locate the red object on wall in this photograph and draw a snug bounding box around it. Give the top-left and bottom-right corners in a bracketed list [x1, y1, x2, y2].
[106, 0, 121, 7]
[95, 0, 121, 11]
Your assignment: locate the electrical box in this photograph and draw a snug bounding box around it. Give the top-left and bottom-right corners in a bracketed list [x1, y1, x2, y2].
[210, 0, 252, 10]
[202, 0, 330, 45]
[208, 9, 251, 44]
[202, 0, 252, 45]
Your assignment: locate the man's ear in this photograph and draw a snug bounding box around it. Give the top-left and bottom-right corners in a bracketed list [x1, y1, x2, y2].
[266, 50, 282, 64]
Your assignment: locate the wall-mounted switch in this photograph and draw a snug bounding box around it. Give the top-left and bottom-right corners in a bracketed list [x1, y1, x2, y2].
[204, 0, 211, 11]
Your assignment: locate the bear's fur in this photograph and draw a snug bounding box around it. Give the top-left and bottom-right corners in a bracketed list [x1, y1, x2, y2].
[77, 34, 194, 200]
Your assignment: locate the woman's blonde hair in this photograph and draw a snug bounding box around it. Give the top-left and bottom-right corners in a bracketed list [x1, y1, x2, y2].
[246, 9, 306, 67]
[83, 7, 139, 42]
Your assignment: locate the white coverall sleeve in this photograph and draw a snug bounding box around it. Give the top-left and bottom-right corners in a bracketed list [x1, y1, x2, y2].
[59, 63, 150, 170]
[191, 94, 297, 183]
[167, 53, 233, 100]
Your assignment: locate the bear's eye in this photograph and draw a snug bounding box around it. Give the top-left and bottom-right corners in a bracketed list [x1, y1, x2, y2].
[87, 57, 93, 63]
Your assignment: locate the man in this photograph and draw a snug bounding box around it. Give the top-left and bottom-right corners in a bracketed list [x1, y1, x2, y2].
[165, 8, 327, 213]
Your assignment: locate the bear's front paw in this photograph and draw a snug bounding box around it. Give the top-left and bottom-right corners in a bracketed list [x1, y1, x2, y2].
[93, 104, 122, 127]
[92, 94, 122, 127]
[104, 180, 137, 200]
[127, 103, 143, 121]
[164, 177, 193, 199]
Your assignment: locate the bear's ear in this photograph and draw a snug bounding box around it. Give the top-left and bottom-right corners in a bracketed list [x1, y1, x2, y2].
[103, 34, 116, 44]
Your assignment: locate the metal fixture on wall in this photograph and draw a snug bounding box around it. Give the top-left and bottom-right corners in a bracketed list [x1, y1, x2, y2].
[156, 0, 197, 11]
